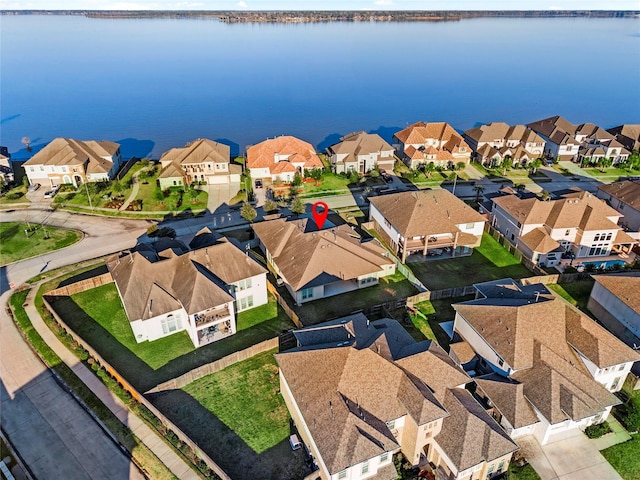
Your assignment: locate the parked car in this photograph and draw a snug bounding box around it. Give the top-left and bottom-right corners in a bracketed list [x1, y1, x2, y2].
[43, 190, 56, 199]
[382, 173, 393, 183]
[255, 179, 263, 189]
[27, 183, 40, 192]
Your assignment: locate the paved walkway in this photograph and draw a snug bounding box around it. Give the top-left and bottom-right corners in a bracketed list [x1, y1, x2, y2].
[19, 286, 200, 480]
[119, 173, 140, 211]
[591, 417, 632, 451]
[517, 431, 622, 480]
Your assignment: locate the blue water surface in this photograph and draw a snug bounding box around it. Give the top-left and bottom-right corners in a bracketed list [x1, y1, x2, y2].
[1, 15, 639, 158]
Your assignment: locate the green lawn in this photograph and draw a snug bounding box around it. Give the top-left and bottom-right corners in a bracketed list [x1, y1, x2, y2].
[584, 166, 640, 178]
[137, 184, 208, 212]
[602, 434, 640, 480]
[0, 184, 29, 204]
[507, 463, 541, 480]
[237, 294, 287, 331]
[182, 349, 288, 454]
[69, 283, 195, 369]
[409, 233, 532, 290]
[0, 222, 82, 265]
[293, 271, 419, 325]
[547, 279, 595, 312]
[50, 280, 296, 392]
[409, 296, 474, 348]
[301, 171, 384, 195]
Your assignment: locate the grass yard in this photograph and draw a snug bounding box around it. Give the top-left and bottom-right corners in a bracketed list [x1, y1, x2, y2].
[0, 184, 29, 204]
[237, 294, 287, 331]
[137, 184, 208, 212]
[301, 171, 384, 195]
[0, 222, 82, 265]
[49, 279, 296, 392]
[183, 349, 288, 453]
[547, 279, 595, 312]
[507, 463, 541, 479]
[293, 271, 418, 325]
[601, 434, 640, 480]
[409, 233, 532, 290]
[409, 296, 474, 348]
[69, 283, 195, 369]
[584, 166, 640, 178]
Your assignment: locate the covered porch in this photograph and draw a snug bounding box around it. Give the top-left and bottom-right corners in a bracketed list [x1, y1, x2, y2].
[196, 319, 233, 347]
[400, 232, 478, 263]
[323, 279, 360, 298]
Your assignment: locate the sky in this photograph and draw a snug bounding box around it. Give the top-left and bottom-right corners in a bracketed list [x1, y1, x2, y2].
[1, 0, 639, 10]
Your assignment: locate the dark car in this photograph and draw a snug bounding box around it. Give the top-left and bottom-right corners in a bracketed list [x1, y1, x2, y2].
[382, 174, 393, 183]
[255, 179, 263, 189]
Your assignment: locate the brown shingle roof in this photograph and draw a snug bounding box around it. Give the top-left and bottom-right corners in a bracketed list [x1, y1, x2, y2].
[598, 180, 640, 212]
[107, 239, 263, 322]
[276, 319, 481, 475]
[328, 131, 393, 164]
[435, 388, 517, 471]
[369, 189, 486, 238]
[24, 138, 119, 174]
[475, 374, 539, 429]
[160, 138, 230, 166]
[519, 227, 561, 254]
[592, 273, 640, 315]
[247, 135, 323, 171]
[252, 218, 393, 291]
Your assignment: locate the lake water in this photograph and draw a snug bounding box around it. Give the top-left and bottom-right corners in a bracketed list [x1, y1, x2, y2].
[1, 15, 639, 159]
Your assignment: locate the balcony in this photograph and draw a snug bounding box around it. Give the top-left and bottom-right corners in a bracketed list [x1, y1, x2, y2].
[194, 306, 231, 328]
[404, 235, 455, 251]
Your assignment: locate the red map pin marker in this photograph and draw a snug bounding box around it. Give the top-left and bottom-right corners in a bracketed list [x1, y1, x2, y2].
[312, 201, 329, 230]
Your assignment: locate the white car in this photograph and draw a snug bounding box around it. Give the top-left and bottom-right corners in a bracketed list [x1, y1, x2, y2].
[43, 190, 56, 199]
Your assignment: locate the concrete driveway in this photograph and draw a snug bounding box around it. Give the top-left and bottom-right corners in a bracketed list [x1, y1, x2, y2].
[204, 182, 240, 213]
[517, 431, 622, 480]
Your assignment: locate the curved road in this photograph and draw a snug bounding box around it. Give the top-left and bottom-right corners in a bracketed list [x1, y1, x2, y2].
[1, 209, 150, 480]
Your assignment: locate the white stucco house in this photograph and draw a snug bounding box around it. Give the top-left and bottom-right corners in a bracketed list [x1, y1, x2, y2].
[246, 135, 324, 183]
[22, 137, 122, 188]
[107, 236, 267, 348]
[326, 131, 395, 174]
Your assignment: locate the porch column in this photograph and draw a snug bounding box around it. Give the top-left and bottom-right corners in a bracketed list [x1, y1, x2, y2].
[401, 238, 408, 263]
[423, 237, 428, 256]
[452, 232, 459, 257]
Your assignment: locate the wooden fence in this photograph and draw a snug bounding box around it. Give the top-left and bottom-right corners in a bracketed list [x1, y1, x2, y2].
[148, 337, 279, 393]
[267, 281, 303, 328]
[42, 296, 231, 480]
[45, 273, 114, 296]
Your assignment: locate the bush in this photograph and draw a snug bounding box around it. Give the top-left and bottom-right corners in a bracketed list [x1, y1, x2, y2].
[585, 422, 612, 438]
[614, 390, 640, 433]
[6, 192, 24, 200]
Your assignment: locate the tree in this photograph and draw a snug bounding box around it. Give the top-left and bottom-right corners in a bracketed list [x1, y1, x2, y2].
[540, 190, 551, 201]
[423, 162, 435, 178]
[264, 199, 279, 213]
[308, 167, 323, 186]
[0, 176, 5, 192]
[240, 202, 257, 222]
[473, 184, 485, 203]
[154, 188, 165, 205]
[112, 179, 123, 193]
[455, 161, 466, 171]
[599, 157, 613, 172]
[529, 158, 542, 174]
[22, 137, 31, 152]
[292, 172, 303, 187]
[290, 196, 306, 216]
[348, 170, 360, 184]
[189, 187, 200, 203]
[628, 151, 640, 171]
[500, 157, 512, 175]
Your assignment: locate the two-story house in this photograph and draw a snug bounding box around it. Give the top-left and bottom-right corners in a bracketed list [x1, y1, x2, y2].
[22, 137, 122, 188]
[326, 131, 395, 174]
[452, 278, 640, 445]
[607, 124, 640, 153]
[528, 116, 630, 164]
[157, 138, 241, 188]
[588, 273, 640, 348]
[276, 314, 518, 480]
[392, 122, 471, 170]
[0, 146, 14, 184]
[490, 190, 637, 269]
[463, 122, 545, 167]
[369, 189, 486, 263]
[252, 217, 396, 305]
[597, 180, 640, 232]
[246, 135, 324, 183]
[107, 237, 267, 348]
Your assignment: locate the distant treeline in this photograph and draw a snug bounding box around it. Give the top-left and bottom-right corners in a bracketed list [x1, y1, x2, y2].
[1, 10, 639, 23]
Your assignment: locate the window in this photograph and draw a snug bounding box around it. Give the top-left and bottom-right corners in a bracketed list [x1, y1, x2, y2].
[488, 464, 495, 474]
[498, 460, 505, 472]
[380, 452, 389, 463]
[361, 461, 369, 474]
[386, 419, 395, 430]
[466, 223, 474, 229]
[619, 364, 625, 371]
[565, 229, 570, 236]
[594, 234, 600, 241]
[338, 470, 347, 479]
[161, 314, 181, 334]
[498, 357, 504, 367]
[611, 377, 621, 390]
[301, 288, 313, 300]
[605, 233, 612, 241]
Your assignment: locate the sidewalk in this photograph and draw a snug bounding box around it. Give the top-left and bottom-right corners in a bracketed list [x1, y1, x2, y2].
[20, 287, 200, 480]
[591, 417, 632, 451]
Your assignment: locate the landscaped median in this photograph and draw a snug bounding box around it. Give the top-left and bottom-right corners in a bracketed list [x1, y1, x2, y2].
[0, 222, 82, 266]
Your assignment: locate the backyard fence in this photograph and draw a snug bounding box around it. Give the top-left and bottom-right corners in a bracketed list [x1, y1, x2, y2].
[45, 273, 114, 296]
[485, 224, 548, 275]
[42, 296, 232, 480]
[267, 281, 303, 328]
[147, 337, 279, 393]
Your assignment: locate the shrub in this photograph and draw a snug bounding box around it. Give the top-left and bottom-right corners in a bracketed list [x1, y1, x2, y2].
[614, 390, 640, 433]
[585, 422, 611, 438]
[6, 192, 23, 200]
[263, 199, 279, 213]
